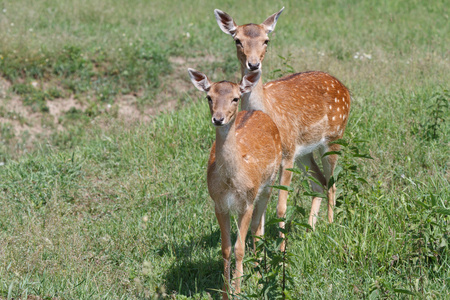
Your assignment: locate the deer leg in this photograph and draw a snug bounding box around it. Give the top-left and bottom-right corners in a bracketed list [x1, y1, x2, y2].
[234, 204, 254, 295]
[296, 153, 327, 230]
[215, 209, 232, 300]
[277, 159, 294, 251]
[251, 186, 272, 251]
[320, 143, 340, 223]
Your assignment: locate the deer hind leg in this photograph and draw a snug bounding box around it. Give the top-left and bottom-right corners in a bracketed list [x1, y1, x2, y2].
[234, 204, 254, 295]
[251, 186, 272, 251]
[277, 158, 294, 251]
[215, 209, 232, 300]
[296, 153, 327, 230]
[320, 143, 340, 223]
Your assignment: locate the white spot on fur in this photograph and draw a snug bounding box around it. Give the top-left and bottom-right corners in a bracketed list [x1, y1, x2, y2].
[343, 115, 346, 120]
[337, 90, 340, 94]
[335, 98, 338, 102]
[329, 105, 332, 109]
[332, 116, 335, 121]
[337, 107, 340, 112]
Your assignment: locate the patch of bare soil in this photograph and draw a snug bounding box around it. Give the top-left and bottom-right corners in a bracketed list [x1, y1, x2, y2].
[117, 54, 219, 123]
[47, 96, 84, 119]
[0, 54, 219, 156]
[0, 94, 45, 138]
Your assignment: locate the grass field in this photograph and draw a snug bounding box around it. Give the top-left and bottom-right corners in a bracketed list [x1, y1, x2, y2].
[0, 0, 449, 299]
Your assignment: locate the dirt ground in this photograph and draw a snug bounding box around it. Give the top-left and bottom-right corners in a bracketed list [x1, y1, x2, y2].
[0, 55, 213, 157]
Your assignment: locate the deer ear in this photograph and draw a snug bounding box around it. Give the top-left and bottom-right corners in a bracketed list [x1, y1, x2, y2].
[188, 68, 211, 92]
[214, 9, 237, 36]
[240, 70, 261, 94]
[262, 7, 284, 33]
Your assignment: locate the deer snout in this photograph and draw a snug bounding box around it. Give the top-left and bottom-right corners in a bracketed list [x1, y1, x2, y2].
[212, 115, 225, 126]
[247, 61, 260, 71]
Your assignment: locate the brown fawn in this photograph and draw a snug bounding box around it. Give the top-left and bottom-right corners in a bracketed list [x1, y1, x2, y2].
[214, 8, 351, 243]
[188, 68, 282, 298]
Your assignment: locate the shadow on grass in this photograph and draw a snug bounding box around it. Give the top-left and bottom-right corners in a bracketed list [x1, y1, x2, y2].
[161, 220, 279, 298]
[162, 229, 224, 298]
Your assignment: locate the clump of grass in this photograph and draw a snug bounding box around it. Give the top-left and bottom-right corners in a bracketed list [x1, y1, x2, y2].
[3, 42, 172, 104]
[11, 82, 65, 112]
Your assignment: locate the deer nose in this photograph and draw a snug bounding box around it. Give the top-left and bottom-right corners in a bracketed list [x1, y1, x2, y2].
[247, 62, 260, 71]
[212, 116, 225, 126]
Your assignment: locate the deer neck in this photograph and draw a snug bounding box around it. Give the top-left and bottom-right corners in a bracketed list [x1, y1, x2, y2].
[240, 67, 266, 112]
[214, 118, 241, 176]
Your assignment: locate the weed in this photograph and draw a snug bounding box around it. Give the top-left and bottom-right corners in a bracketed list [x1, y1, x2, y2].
[268, 53, 295, 80]
[23, 90, 49, 112]
[46, 87, 64, 99]
[243, 207, 309, 300]
[421, 89, 449, 141]
[406, 192, 449, 273]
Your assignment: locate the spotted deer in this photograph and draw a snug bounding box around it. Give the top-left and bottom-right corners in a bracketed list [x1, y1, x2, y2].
[188, 68, 282, 299]
[214, 8, 351, 244]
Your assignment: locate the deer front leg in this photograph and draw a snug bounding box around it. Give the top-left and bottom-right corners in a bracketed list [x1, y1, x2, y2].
[327, 183, 337, 223]
[215, 209, 231, 300]
[277, 159, 294, 251]
[234, 204, 254, 295]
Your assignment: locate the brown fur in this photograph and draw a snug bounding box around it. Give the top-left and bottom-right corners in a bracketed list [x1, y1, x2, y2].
[214, 8, 351, 249]
[242, 24, 262, 37]
[263, 71, 351, 158]
[188, 69, 282, 299]
[207, 110, 282, 213]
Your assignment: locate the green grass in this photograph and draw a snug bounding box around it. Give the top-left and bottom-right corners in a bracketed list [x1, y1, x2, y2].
[0, 0, 449, 299]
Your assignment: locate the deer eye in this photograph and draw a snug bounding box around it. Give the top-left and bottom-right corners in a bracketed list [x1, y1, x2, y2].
[232, 98, 239, 103]
[235, 39, 242, 46]
[206, 96, 212, 103]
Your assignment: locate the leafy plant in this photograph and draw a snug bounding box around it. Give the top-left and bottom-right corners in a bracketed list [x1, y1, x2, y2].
[242, 207, 308, 300]
[407, 192, 449, 272]
[421, 89, 449, 141]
